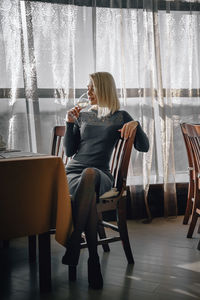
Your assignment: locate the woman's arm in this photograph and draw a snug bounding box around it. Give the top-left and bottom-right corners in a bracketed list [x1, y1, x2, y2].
[64, 105, 82, 157]
[133, 122, 149, 152]
[121, 111, 149, 152]
[63, 122, 81, 157]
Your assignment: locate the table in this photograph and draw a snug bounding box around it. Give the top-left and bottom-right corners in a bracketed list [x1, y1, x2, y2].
[0, 153, 73, 291]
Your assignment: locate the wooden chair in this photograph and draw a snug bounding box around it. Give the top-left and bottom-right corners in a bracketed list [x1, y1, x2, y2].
[184, 123, 200, 242]
[52, 125, 136, 279]
[180, 123, 195, 224]
[51, 125, 66, 158]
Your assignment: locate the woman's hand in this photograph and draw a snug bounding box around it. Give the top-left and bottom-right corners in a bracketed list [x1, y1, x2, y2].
[66, 106, 82, 123]
[119, 121, 138, 139]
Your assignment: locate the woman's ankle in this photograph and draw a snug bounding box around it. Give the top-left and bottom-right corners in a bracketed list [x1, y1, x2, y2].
[88, 257, 103, 289]
[62, 231, 82, 266]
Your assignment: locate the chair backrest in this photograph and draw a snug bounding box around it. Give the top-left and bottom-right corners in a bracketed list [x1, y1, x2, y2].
[184, 123, 200, 186]
[51, 125, 66, 160]
[51, 125, 137, 191]
[110, 130, 137, 191]
[180, 123, 194, 171]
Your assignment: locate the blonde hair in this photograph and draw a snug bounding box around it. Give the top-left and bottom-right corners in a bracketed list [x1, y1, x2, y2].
[89, 72, 120, 116]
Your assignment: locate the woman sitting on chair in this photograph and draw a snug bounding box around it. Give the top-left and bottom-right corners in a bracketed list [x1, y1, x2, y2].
[62, 72, 149, 289]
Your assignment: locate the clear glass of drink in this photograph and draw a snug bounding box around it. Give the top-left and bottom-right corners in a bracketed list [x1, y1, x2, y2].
[75, 92, 90, 109]
[72, 93, 90, 126]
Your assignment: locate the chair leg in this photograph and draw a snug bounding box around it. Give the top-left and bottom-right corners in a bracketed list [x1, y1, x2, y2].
[197, 239, 200, 251]
[97, 225, 110, 252]
[28, 235, 36, 262]
[38, 232, 51, 292]
[69, 266, 77, 281]
[117, 198, 134, 264]
[187, 186, 200, 238]
[183, 181, 194, 225]
[98, 213, 110, 252]
[187, 212, 199, 238]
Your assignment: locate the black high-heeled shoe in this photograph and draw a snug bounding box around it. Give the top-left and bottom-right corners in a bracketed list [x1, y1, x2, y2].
[62, 232, 81, 266]
[88, 257, 103, 289]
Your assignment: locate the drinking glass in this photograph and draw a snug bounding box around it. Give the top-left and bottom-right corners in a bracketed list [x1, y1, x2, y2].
[75, 92, 90, 108]
[72, 93, 90, 126]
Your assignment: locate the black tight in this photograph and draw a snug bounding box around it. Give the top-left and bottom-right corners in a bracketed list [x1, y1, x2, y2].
[62, 167, 104, 288]
[71, 167, 100, 259]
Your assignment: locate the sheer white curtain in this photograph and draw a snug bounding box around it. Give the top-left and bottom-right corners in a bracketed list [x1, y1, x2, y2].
[0, 0, 28, 151]
[158, 8, 200, 218]
[1, 0, 200, 219]
[95, 7, 155, 220]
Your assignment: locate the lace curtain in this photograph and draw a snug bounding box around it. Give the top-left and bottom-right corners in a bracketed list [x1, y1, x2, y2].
[0, 0, 200, 219]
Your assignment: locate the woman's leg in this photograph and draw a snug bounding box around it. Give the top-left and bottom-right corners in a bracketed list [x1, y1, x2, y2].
[62, 167, 100, 266]
[84, 196, 98, 260]
[63, 167, 111, 288]
[84, 196, 103, 289]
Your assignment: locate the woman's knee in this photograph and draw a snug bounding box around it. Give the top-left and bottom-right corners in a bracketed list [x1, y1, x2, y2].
[81, 167, 97, 179]
[80, 168, 100, 191]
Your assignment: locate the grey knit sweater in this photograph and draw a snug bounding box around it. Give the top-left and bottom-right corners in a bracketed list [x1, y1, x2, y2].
[64, 110, 149, 171]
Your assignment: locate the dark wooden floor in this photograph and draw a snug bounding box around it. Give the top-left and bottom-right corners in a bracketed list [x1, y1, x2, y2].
[0, 216, 200, 300]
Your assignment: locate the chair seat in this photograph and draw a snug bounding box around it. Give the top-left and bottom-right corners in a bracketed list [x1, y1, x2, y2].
[99, 188, 119, 199]
[69, 188, 119, 199]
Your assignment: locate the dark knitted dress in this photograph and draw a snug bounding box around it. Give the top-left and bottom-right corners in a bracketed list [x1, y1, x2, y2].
[64, 109, 149, 198]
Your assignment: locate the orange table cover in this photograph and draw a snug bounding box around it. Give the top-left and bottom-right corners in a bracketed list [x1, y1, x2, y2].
[0, 156, 73, 246]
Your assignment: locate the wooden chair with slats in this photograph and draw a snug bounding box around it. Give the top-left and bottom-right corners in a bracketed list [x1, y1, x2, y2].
[184, 123, 200, 246]
[51, 125, 67, 159]
[180, 123, 195, 225]
[52, 124, 137, 279]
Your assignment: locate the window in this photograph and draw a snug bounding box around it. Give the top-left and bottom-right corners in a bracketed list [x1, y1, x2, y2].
[0, 0, 200, 187]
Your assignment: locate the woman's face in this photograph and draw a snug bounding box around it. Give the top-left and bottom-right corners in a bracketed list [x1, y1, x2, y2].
[87, 80, 97, 105]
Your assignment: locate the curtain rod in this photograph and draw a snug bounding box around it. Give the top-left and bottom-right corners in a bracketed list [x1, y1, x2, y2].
[24, 1, 200, 12]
